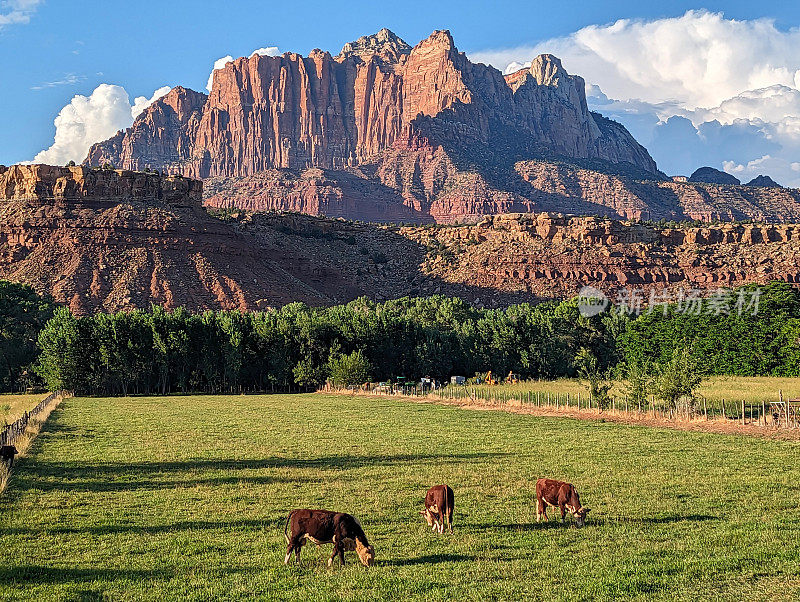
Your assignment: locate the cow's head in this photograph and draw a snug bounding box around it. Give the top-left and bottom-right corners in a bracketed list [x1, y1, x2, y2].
[418, 504, 439, 527]
[355, 539, 375, 567]
[573, 507, 590, 528]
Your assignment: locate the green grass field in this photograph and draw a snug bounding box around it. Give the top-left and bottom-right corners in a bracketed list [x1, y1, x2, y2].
[0, 393, 45, 424]
[1, 393, 799, 601]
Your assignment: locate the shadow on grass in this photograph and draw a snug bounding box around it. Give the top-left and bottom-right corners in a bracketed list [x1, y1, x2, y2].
[470, 521, 565, 532]
[614, 514, 718, 525]
[0, 565, 173, 585]
[11, 452, 508, 494]
[381, 554, 476, 566]
[2, 518, 275, 537]
[13, 473, 310, 493]
[28, 451, 508, 475]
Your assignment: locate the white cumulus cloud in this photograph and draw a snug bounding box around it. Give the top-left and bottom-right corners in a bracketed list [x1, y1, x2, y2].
[206, 45, 281, 92]
[131, 86, 171, 119]
[250, 46, 280, 58]
[206, 56, 234, 92]
[470, 10, 800, 187]
[33, 84, 171, 166]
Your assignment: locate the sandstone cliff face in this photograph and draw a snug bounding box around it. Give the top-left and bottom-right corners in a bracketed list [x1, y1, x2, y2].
[86, 29, 659, 181]
[3, 167, 800, 312]
[85, 87, 207, 175]
[0, 164, 202, 204]
[398, 213, 800, 302]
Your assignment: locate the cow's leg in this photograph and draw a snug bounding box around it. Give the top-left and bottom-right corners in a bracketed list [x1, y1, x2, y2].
[559, 503, 567, 524]
[447, 506, 453, 533]
[285, 536, 303, 564]
[537, 498, 547, 522]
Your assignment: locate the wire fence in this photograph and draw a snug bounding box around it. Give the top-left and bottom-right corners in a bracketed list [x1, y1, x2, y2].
[0, 391, 70, 448]
[331, 383, 799, 430]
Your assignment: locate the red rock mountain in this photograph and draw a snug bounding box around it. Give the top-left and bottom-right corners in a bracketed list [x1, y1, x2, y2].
[4, 165, 800, 313]
[88, 29, 656, 178]
[85, 30, 684, 221]
[87, 29, 800, 224]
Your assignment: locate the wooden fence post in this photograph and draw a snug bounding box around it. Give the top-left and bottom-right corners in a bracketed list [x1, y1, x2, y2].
[742, 400, 745, 426]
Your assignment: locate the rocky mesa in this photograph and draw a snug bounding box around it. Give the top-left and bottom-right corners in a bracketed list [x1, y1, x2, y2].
[3, 165, 800, 313]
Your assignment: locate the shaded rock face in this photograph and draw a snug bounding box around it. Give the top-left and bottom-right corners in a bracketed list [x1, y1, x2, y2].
[747, 174, 782, 188]
[85, 87, 207, 175]
[689, 167, 741, 186]
[5, 172, 800, 314]
[203, 159, 800, 224]
[86, 29, 658, 181]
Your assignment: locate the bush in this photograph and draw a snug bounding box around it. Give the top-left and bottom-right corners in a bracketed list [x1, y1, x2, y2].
[328, 350, 372, 387]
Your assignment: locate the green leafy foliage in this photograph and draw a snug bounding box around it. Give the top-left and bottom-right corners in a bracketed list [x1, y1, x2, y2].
[32, 295, 617, 395]
[0, 282, 57, 392]
[328, 349, 372, 387]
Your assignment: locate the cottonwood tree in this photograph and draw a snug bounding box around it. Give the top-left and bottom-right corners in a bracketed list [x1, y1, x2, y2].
[652, 347, 702, 412]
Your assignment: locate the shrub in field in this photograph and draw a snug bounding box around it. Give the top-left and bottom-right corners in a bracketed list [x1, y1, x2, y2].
[576, 348, 613, 410]
[652, 347, 702, 412]
[328, 350, 372, 387]
[618, 359, 652, 409]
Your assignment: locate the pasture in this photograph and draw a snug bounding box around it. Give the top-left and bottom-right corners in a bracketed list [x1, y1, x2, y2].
[0, 394, 45, 423]
[0, 393, 798, 600]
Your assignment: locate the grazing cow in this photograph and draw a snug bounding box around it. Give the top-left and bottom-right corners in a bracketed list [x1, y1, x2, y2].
[536, 478, 591, 527]
[284, 509, 375, 567]
[0, 445, 18, 468]
[419, 484, 454, 533]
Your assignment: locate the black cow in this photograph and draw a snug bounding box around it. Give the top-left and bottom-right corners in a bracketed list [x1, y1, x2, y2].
[0, 445, 18, 468]
[284, 509, 375, 567]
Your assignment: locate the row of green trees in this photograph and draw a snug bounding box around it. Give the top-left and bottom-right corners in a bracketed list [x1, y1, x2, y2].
[619, 282, 800, 376]
[3, 280, 800, 396]
[33, 296, 621, 395]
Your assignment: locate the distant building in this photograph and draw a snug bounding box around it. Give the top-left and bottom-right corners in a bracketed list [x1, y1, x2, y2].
[672, 175, 688, 182]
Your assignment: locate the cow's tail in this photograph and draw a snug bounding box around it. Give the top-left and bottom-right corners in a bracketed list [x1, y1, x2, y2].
[283, 511, 293, 544]
[444, 484, 450, 529]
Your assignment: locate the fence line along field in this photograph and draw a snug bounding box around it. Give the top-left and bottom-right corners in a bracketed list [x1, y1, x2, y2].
[465, 376, 800, 405]
[1, 393, 798, 600]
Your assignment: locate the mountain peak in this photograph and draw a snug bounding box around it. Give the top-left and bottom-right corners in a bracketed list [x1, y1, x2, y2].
[339, 28, 411, 60]
[746, 174, 782, 188]
[528, 54, 568, 86]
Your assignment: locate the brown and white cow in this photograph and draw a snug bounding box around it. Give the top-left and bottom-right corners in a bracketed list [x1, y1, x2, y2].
[536, 478, 591, 527]
[419, 484, 454, 533]
[284, 509, 375, 567]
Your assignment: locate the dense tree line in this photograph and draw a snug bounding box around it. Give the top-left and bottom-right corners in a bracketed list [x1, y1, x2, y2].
[33, 297, 622, 395]
[3, 280, 800, 396]
[619, 282, 800, 377]
[0, 282, 57, 392]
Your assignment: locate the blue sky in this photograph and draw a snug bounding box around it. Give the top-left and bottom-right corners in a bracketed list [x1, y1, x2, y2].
[3, 1, 800, 184]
